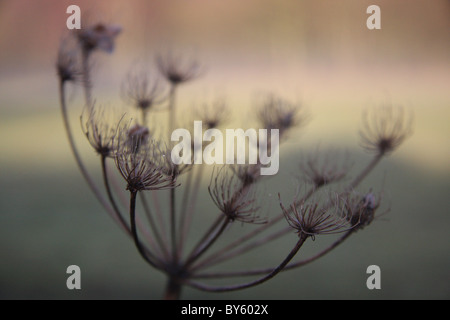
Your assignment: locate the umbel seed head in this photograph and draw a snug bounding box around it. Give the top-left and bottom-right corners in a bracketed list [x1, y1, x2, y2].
[56, 36, 80, 83]
[359, 104, 413, 155]
[76, 22, 122, 54]
[156, 52, 202, 86]
[344, 191, 380, 232]
[280, 193, 353, 240]
[209, 167, 266, 224]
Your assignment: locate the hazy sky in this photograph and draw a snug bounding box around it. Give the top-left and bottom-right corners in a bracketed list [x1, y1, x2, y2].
[0, 0, 449, 171]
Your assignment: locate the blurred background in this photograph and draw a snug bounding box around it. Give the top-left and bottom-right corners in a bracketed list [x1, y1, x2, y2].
[0, 0, 449, 299]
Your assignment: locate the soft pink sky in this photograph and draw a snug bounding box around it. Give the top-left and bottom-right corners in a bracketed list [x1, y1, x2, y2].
[0, 0, 449, 172]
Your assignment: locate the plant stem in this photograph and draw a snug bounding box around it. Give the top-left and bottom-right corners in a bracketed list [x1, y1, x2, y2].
[190, 187, 315, 271]
[140, 193, 170, 260]
[190, 225, 291, 273]
[81, 48, 93, 108]
[167, 84, 178, 263]
[186, 234, 308, 292]
[141, 109, 147, 126]
[178, 165, 205, 257]
[59, 80, 127, 232]
[168, 84, 177, 134]
[164, 276, 182, 300]
[184, 216, 229, 268]
[129, 191, 163, 270]
[101, 155, 129, 232]
[170, 180, 177, 263]
[177, 166, 195, 255]
[346, 153, 384, 192]
[192, 230, 353, 278]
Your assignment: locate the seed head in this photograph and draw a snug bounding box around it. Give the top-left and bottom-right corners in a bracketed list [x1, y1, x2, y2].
[159, 143, 192, 178]
[81, 105, 126, 157]
[258, 94, 305, 138]
[280, 193, 352, 240]
[121, 69, 167, 113]
[343, 191, 381, 232]
[156, 52, 202, 86]
[126, 123, 150, 154]
[231, 164, 262, 187]
[56, 36, 81, 83]
[114, 137, 178, 193]
[359, 104, 413, 155]
[300, 149, 350, 188]
[76, 22, 121, 54]
[195, 99, 228, 130]
[209, 167, 266, 224]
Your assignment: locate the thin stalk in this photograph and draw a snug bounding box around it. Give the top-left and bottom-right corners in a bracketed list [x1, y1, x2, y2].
[178, 165, 205, 257]
[59, 80, 126, 232]
[81, 48, 93, 108]
[184, 216, 229, 268]
[167, 84, 177, 133]
[190, 225, 291, 273]
[101, 155, 129, 232]
[167, 84, 178, 263]
[345, 153, 383, 192]
[164, 276, 182, 300]
[140, 193, 170, 261]
[190, 187, 315, 271]
[129, 191, 164, 270]
[184, 215, 225, 261]
[170, 180, 177, 262]
[177, 166, 195, 254]
[186, 235, 308, 292]
[151, 190, 168, 244]
[141, 109, 148, 126]
[192, 230, 353, 279]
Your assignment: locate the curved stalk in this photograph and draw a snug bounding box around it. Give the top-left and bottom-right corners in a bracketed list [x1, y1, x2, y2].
[129, 191, 165, 270]
[186, 235, 308, 292]
[100, 155, 130, 232]
[184, 216, 229, 268]
[192, 230, 353, 279]
[140, 193, 170, 260]
[59, 80, 127, 231]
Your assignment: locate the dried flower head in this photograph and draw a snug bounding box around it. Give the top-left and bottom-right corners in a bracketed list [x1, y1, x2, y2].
[300, 149, 351, 188]
[231, 164, 262, 187]
[121, 69, 167, 114]
[209, 167, 266, 224]
[56, 36, 81, 83]
[258, 94, 305, 137]
[158, 142, 192, 178]
[114, 137, 178, 193]
[280, 193, 352, 240]
[343, 191, 381, 232]
[195, 100, 228, 130]
[81, 105, 126, 157]
[156, 52, 202, 86]
[76, 22, 121, 54]
[360, 104, 413, 155]
[126, 123, 150, 153]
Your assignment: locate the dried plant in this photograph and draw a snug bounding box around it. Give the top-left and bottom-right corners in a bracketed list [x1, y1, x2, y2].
[121, 68, 167, 125]
[257, 93, 306, 139]
[360, 104, 413, 155]
[56, 19, 412, 300]
[299, 148, 351, 188]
